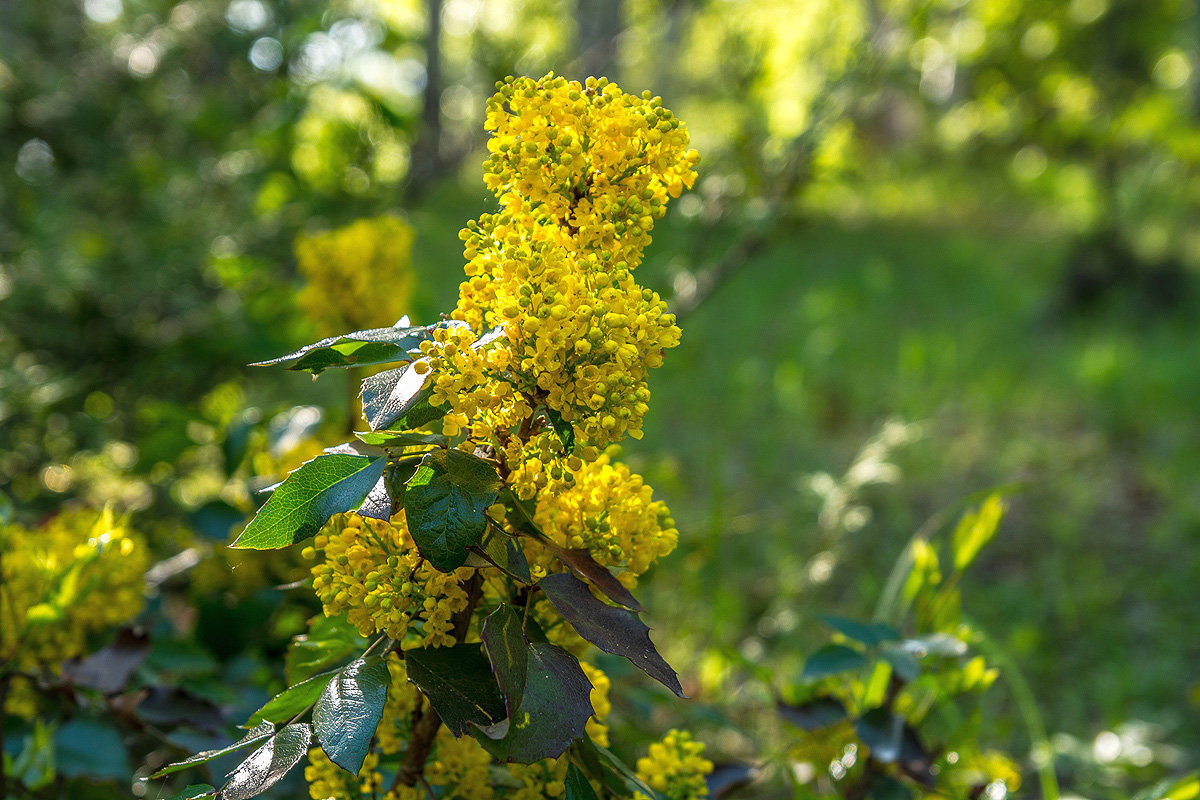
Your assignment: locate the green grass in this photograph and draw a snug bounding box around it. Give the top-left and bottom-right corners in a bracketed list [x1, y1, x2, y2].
[617, 213, 1200, 788]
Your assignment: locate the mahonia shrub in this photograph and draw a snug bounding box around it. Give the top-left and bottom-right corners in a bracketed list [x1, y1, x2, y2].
[149, 74, 710, 800]
[1, 507, 148, 719]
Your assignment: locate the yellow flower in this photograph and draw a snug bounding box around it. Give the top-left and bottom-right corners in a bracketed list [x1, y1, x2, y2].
[634, 729, 713, 800]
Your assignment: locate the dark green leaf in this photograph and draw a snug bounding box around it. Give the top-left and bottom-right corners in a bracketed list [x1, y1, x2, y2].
[539, 572, 682, 697]
[285, 614, 370, 685]
[777, 697, 848, 730]
[855, 709, 933, 784]
[473, 527, 531, 583]
[566, 764, 601, 800]
[361, 362, 433, 432]
[221, 723, 312, 800]
[354, 430, 450, 448]
[473, 642, 593, 763]
[404, 449, 502, 571]
[481, 605, 528, 716]
[522, 523, 640, 609]
[250, 324, 440, 374]
[819, 615, 899, 647]
[150, 722, 274, 778]
[546, 408, 576, 453]
[54, 719, 130, 779]
[570, 737, 662, 800]
[801, 644, 869, 682]
[707, 764, 759, 799]
[313, 656, 390, 775]
[162, 785, 217, 800]
[881, 647, 921, 682]
[246, 671, 335, 727]
[404, 643, 507, 736]
[231, 454, 386, 549]
[869, 776, 915, 800]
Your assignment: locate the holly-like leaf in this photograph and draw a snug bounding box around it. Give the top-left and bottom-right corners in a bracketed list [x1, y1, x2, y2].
[313, 656, 390, 775]
[481, 605, 527, 716]
[231, 454, 386, 549]
[547, 545, 641, 611]
[221, 723, 312, 800]
[539, 572, 682, 697]
[566, 764, 601, 800]
[150, 722, 274, 778]
[404, 449, 502, 571]
[361, 361, 433, 432]
[777, 697, 848, 731]
[801, 644, 869, 682]
[404, 643, 507, 736]
[250, 324, 444, 374]
[246, 671, 335, 727]
[570, 737, 662, 800]
[474, 642, 594, 763]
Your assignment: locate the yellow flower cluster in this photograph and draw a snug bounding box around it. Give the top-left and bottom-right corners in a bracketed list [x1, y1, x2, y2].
[634, 730, 714, 800]
[1, 508, 147, 716]
[295, 215, 415, 334]
[421, 73, 696, 485]
[304, 513, 475, 648]
[528, 455, 679, 588]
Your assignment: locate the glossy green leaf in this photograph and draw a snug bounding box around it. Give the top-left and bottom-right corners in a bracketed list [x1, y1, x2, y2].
[250, 324, 443, 374]
[481, 605, 527, 716]
[150, 722, 274, 778]
[221, 723, 312, 800]
[474, 642, 594, 763]
[951, 494, 1004, 572]
[354, 430, 449, 448]
[361, 361, 433, 432]
[819, 615, 899, 647]
[539, 572, 682, 697]
[246, 671, 334, 727]
[566, 764, 601, 800]
[801, 643, 869, 681]
[404, 449, 502, 571]
[355, 473, 392, 521]
[313, 656, 390, 775]
[569, 737, 662, 800]
[473, 527, 531, 583]
[231, 454, 386, 549]
[404, 643, 507, 736]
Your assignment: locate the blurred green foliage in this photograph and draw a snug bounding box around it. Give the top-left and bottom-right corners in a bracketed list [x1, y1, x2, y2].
[2, 0, 1199, 797]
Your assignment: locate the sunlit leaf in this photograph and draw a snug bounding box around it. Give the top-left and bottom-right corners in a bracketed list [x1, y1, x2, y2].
[231, 454, 386, 549]
[285, 614, 370, 685]
[221, 723, 312, 800]
[246, 671, 334, 727]
[361, 361, 434, 432]
[952, 494, 1004, 572]
[313, 656, 390, 775]
[150, 722, 274, 778]
[250, 324, 442, 374]
[404, 449, 502, 571]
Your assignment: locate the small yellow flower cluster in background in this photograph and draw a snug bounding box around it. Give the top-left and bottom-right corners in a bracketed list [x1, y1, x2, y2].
[295, 215, 415, 334]
[304, 513, 474, 648]
[634, 729, 714, 800]
[1, 508, 148, 717]
[527, 455, 678, 588]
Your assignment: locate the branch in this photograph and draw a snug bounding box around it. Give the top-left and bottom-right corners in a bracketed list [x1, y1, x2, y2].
[393, 571, 484, 787]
